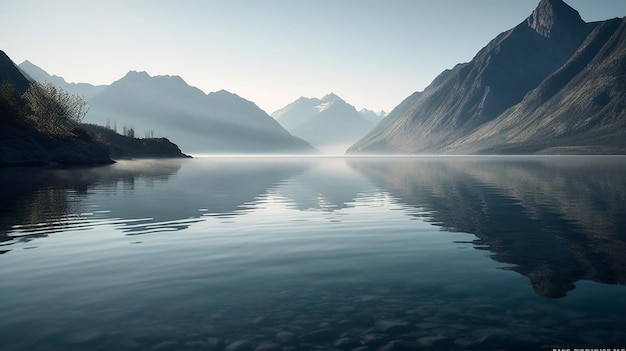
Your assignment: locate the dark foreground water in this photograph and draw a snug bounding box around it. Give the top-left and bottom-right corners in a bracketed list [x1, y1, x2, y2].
[1, 156, 626, 351]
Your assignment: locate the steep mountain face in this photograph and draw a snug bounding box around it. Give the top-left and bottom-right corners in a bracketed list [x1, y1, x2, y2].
[272, 93, 375, 152]
[0, 51, 31, 93]
[18, 60, 106, 99]
[448, 17, 626, 154]
[348, 0, 623, 154]
[86, 71, 316, 154]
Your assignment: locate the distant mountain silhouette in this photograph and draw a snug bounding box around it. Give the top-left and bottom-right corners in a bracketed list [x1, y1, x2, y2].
[86, 71, 316, 154]
[18, 60, 106, 99]
[358, 108, 386, 126]
[348, 0, 626, 154]
[272, 93, 376, 153]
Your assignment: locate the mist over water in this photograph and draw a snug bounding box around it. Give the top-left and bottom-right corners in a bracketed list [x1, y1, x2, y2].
[1, 156, 625, 350]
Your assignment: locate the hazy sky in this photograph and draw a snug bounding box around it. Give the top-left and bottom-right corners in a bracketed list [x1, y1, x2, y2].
[2, 0, 625, 114]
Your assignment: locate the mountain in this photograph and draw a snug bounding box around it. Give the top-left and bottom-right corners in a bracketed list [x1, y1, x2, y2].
[272, 93, 375, 153]
[86, 71, 316, 154]
[348, 0, 626, 155]
[271, 96, 323, 131]
[449, 16, 626, 154]
[0, 51, 30, 93]
[18, 60, 106, 99]
[358, 108, 386, 126]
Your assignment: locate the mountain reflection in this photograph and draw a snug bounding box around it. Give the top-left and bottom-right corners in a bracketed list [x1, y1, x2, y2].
[4, 156, 626, 299]
[109, 158, 310, 233]
[349, 157, 626, 298]
[0, 160, 184, 241]
[0, 159, 310, 242]
[278, 158, 373, 212]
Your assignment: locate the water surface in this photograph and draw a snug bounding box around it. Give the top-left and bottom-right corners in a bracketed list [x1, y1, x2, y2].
[1, 156, 625, 350]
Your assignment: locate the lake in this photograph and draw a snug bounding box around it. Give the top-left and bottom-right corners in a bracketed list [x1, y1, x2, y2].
[1, 156, 625, 351]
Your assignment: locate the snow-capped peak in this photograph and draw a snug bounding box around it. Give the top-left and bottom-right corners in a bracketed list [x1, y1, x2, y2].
[317, 93, 342, 112]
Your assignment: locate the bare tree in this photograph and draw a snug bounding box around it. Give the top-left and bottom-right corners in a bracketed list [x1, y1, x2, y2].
[22, 82, 89, 136]
[122, 125, 135, 138]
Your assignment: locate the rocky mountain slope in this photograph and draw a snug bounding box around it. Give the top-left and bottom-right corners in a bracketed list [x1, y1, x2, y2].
[348, 0, 626, 154]
[450, 16, 626, 154]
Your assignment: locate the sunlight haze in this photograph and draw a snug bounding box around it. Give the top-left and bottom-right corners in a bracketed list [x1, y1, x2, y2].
[2, 0, 625, 113]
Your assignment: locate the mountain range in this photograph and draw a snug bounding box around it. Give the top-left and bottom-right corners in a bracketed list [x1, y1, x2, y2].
[348, 0, 626, 154]
[18, 60, 106, 100]
[12, 0, 626, 156]
[358, 108, 387, 126]
[271, 94, 383, 153]
[18, 65, 317, 154]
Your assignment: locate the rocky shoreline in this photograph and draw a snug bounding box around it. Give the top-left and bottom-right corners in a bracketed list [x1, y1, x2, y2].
[0, 124, 113, 167]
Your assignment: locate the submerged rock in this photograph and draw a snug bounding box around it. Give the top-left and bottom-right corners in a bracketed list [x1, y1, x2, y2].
[299, 328, 339, 342]
[225, 340, 252, 351]
[416, 335, 454, 349]
[253, 341, 281, 351]
[374, 319, 411, 334]
[150, 341, 177, 351]
[275, 331, 295, 343]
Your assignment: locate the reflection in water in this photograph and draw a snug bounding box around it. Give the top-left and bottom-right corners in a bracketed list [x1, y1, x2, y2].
[349, 156, 626, 298]
[0, 159, 312, 243]
[1, 157, 626, 350]
[2, 157, 626, 298]
[278, 158, 373, 212]
[0, 160, 184, 241]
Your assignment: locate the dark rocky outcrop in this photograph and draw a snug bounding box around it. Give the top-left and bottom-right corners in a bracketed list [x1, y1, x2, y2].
[82, 124, 190, 159]
[0, 50, 113, 166]
[0, 122, 113, 166]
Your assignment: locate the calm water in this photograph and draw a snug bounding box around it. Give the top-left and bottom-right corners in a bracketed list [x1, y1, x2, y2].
[1, 156, 626, 351]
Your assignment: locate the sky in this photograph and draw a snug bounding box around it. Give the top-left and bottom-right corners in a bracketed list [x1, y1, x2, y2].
[2, 0, 626, 115]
